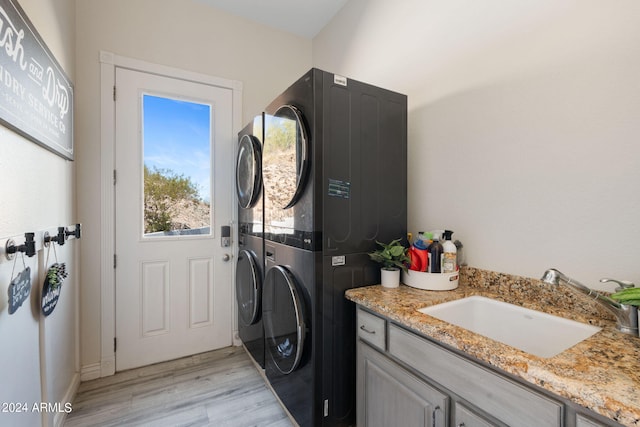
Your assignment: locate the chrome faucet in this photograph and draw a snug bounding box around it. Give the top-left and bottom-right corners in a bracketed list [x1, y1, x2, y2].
[541, 268, 639, 336]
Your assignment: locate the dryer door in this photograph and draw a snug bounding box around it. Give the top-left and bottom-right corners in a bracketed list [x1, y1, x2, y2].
[262, 105, 309, 209]
[235, 249, 261, 326]
[263, 265, 306, 374]
[236, 134, 262, 209]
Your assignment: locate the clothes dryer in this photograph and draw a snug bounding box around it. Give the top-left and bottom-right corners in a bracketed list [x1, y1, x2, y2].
[237, 115, 264, 236]
[262, 68, 407, 253]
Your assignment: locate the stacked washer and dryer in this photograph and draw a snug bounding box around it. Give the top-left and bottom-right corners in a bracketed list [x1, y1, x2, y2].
[236, 114, 266, 368]
[235, 69, 407, 427]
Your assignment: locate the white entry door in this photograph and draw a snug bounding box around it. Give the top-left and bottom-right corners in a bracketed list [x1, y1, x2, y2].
[114, 68, 233, 371]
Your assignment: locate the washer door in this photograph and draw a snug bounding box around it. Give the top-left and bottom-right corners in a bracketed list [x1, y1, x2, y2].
[236, 134, 262, 209]
[262, 105, 309, 209]
[235, 249, 261, 326]
[263, 265, 306, 374]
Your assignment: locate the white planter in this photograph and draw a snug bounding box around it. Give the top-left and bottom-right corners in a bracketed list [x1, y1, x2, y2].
[381, 268, 401, 288]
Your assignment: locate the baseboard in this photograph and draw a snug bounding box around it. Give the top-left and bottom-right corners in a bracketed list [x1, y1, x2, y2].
[53, 372, 80, 427]
[80, 362, 101, 381]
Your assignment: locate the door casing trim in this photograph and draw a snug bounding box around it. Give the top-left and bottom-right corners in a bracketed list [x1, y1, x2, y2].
[99, 51, 242, 377]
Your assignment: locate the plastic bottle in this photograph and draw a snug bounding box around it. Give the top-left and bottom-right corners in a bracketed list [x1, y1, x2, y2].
[427, 236, 443, 274]
[454, 240, 465, 266]
[412, 239, 429, 272]
[442, 230, 457, 273]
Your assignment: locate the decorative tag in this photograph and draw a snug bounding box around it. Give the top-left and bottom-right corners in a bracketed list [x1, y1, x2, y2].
[42, 263, 68, 316]
[332, 255, 346, 266]
[328, 178, 351, 199]
[8, 267, 31, 315]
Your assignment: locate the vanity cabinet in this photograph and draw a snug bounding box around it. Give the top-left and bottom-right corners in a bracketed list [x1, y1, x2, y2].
[355, 306, 622, 427]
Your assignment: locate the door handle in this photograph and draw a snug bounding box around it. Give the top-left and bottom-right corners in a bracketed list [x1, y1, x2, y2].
[222, 254, 232, 262]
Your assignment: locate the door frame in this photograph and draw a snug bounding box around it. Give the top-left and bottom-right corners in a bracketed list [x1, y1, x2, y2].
[98, 51, 242, 377]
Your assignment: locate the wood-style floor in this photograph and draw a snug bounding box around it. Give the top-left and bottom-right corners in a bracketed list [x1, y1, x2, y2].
[65, 346, 294, 427]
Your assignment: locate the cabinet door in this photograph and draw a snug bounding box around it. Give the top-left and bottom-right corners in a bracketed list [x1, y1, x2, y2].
[358, 342, 448, 427]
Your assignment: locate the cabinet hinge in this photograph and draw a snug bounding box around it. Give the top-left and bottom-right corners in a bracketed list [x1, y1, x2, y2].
[113, 254, 117, 269]
[323, 399, 328, 417]
[113, 85, 116, 101]
[114, 337, 117, 353]
[113, 169, 117, 185]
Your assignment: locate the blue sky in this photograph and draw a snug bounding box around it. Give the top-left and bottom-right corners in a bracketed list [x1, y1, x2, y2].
[142, 94, 212, 202]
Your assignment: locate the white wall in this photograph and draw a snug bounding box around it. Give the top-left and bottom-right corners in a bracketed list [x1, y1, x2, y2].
[0, 0, 77, 426]
[313, 0, 640, 290]
[75, 0, 312, 375]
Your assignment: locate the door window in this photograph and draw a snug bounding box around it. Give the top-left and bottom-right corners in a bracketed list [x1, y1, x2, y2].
[142, 94, 212, 237]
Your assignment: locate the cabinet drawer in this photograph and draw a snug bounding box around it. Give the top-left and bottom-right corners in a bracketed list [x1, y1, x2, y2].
[388, 324, 563, 427]
[357, 308, 386, 350]
[576, 413, 611, 427]
[455, 402, 505, 427]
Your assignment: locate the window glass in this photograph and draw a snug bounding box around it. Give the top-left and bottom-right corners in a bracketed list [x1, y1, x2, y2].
[142, 94, 212, 237]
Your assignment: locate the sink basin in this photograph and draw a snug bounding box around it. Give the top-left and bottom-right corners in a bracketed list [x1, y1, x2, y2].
[418, 296, 601, 358]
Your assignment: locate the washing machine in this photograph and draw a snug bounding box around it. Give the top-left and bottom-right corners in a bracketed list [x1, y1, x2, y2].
[236, 233, 264, 368]
[261, 69, 407, 426]
[236, 116, 265, 368]
[263, 241, 379, 427]
[262, 241, 317, 426]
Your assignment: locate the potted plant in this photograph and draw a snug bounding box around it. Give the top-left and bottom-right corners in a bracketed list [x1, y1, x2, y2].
[369, 239, 410, 288]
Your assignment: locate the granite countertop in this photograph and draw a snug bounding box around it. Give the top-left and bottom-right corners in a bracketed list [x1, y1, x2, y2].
[345, 267, 640, 427]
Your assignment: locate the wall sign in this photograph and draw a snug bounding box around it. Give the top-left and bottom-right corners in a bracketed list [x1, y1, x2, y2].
[41, 262, 67, 316]
[0, 0, 74, 160]
[8, 266, 31, 314]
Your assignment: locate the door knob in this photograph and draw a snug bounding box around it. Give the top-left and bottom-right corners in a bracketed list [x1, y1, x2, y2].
[222, 254, 232, 262]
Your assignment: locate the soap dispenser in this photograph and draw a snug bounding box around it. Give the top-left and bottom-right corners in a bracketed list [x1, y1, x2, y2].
[441, 230, 457, 273]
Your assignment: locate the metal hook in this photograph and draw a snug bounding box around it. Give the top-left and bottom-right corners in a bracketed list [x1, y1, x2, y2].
[65, 223, 81, 240]
[43, 224, 81, 248]
[6, 232, 36, 260]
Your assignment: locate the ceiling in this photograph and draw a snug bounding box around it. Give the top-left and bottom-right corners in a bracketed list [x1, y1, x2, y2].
[193, 0, 349, 38]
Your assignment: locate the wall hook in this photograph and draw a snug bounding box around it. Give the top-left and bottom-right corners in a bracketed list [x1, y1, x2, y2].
[66, 223, 81, 240]
[43, 224, 81, 248]
[6, 232, 36, 260]
[44, 227, 67, 247]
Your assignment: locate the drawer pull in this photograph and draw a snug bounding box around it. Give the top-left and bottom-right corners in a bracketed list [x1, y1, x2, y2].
[360, 325, 376, 334]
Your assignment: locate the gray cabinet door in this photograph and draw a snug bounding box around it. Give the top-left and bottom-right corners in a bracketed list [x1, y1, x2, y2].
[357, 342, 448, 427]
